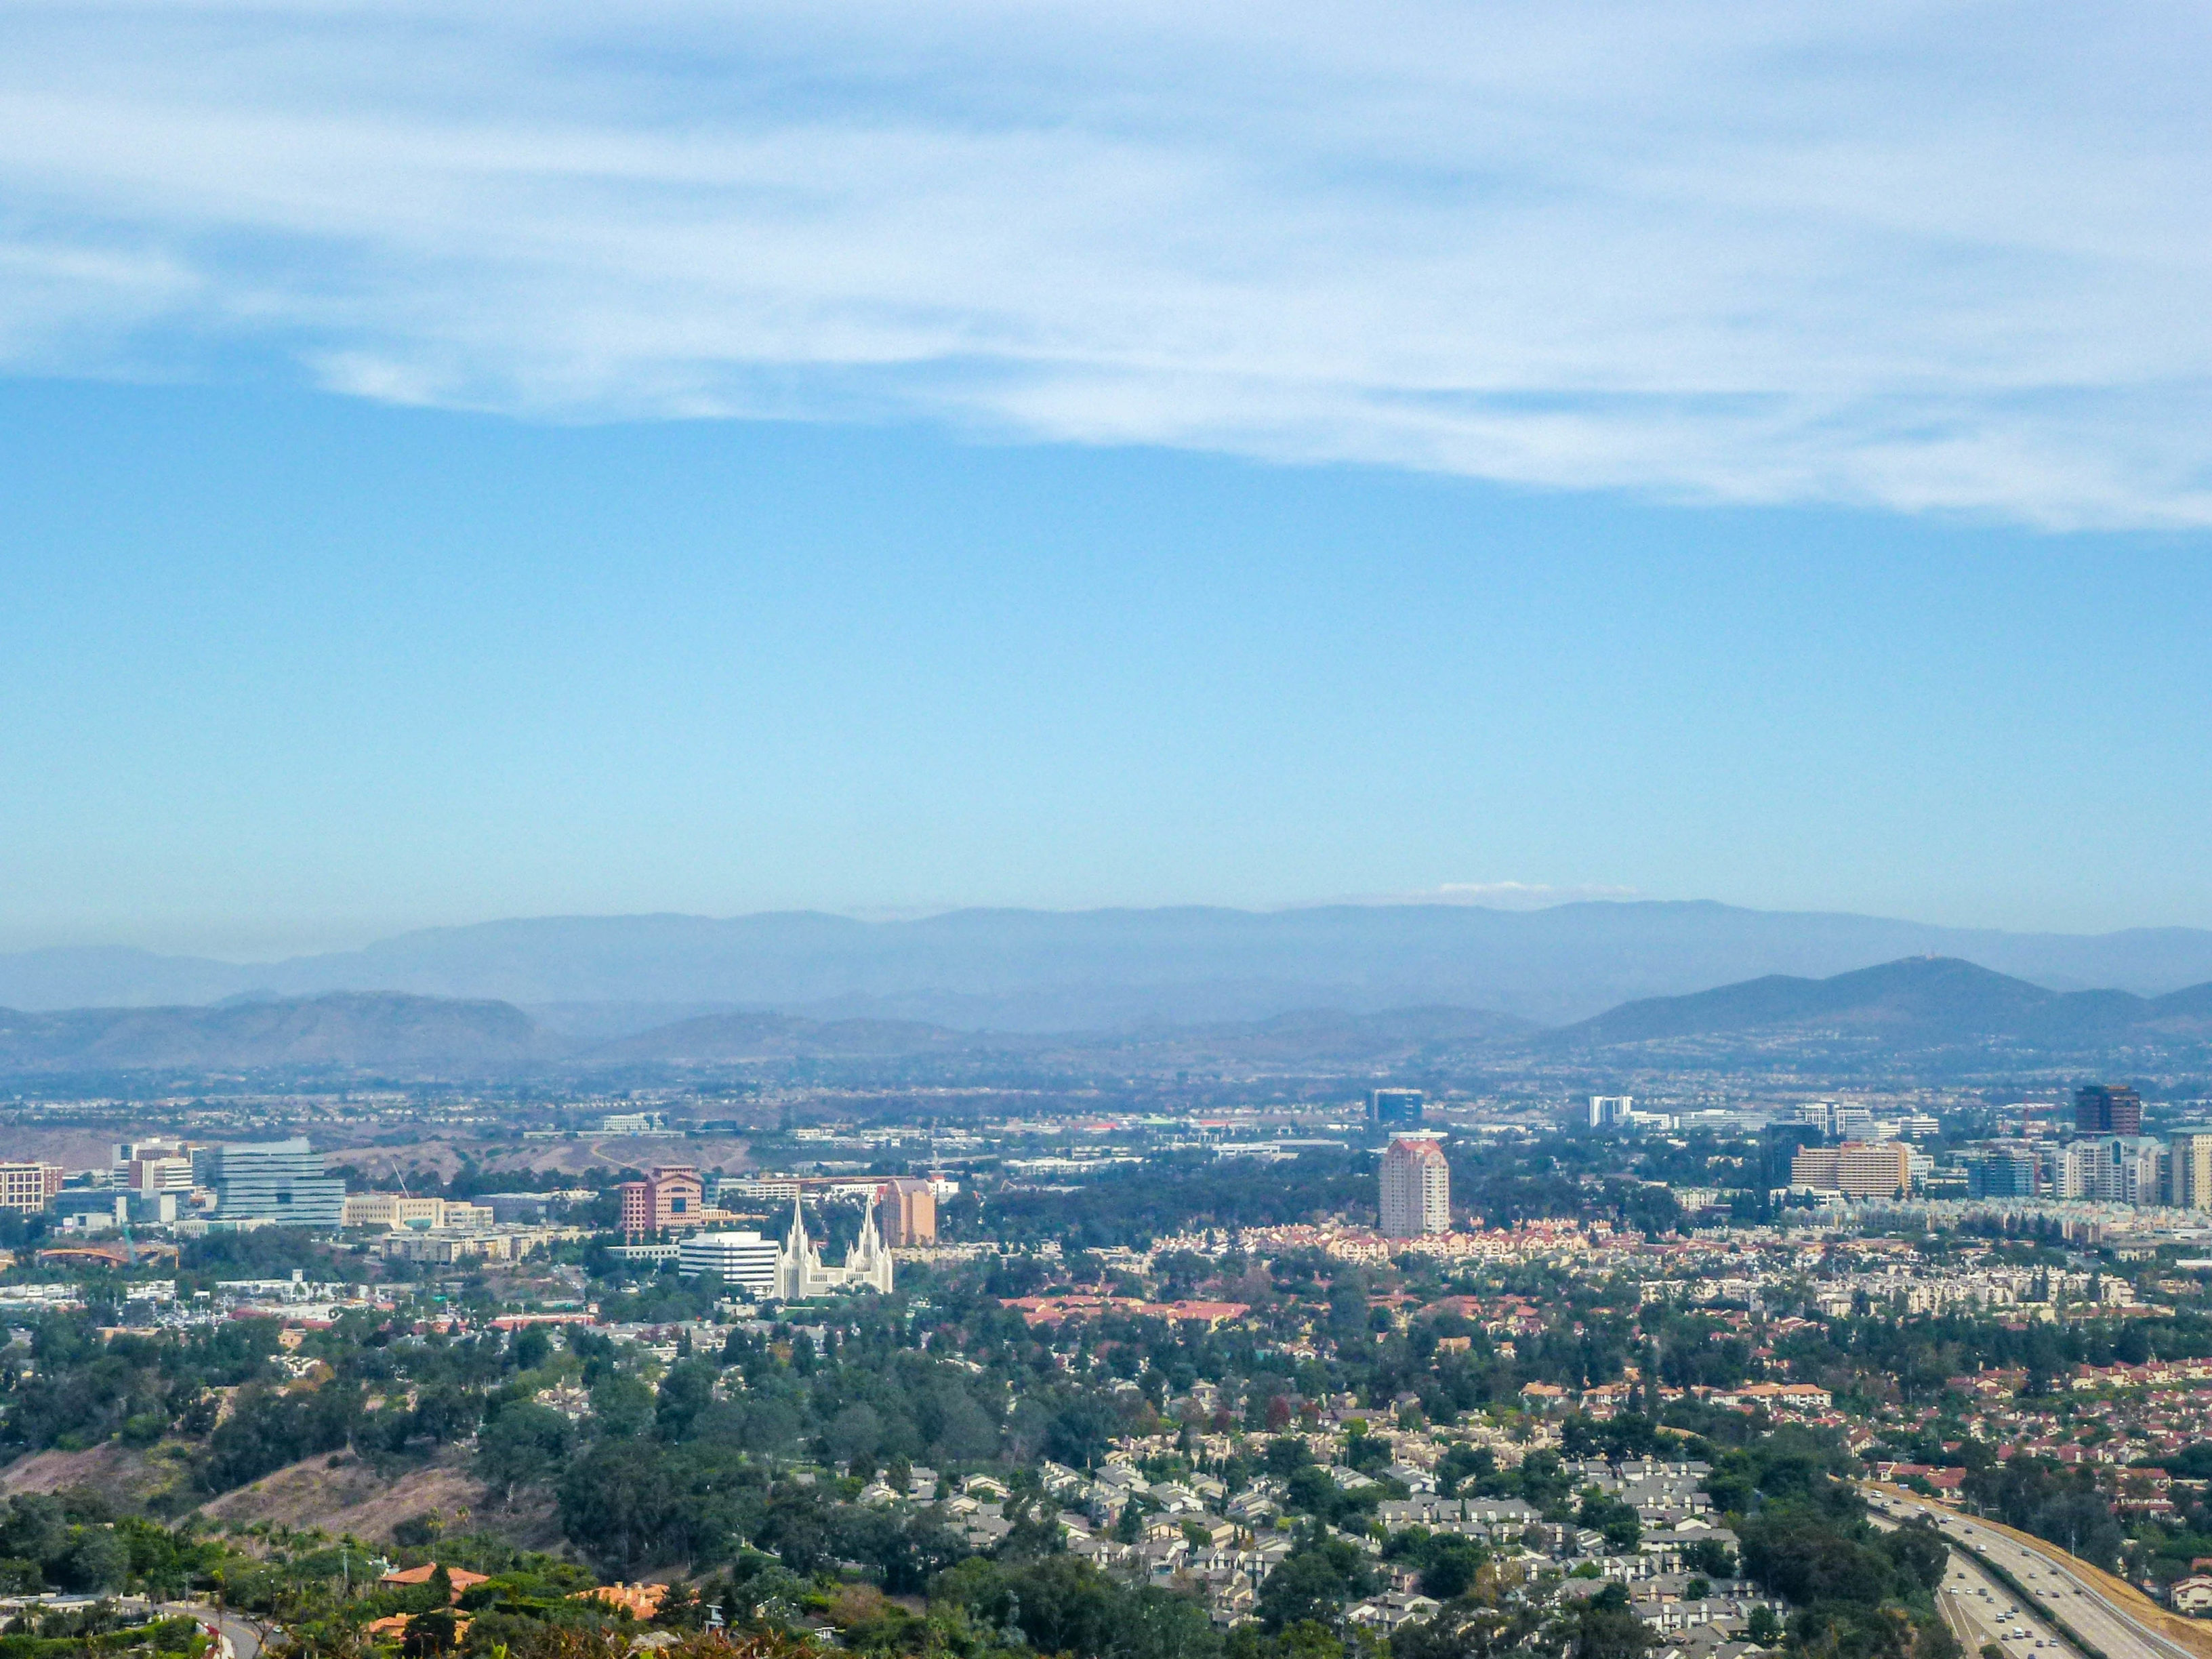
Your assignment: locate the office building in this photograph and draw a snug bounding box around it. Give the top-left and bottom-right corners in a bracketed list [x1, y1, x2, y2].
[1789, 1141, 1910, 1199]
[678, 1230, 784, 1297]
[343, 1193, 492, 1231]
[207, 1140, 347, 1227]
[477, 1191, 552, 1225]
[879, 1177, 937, 1246]
[618, 1166, 706, 1237]
[720, 1174, 804, 1207]
[112, 1140, 194, 1193]
[2075, 1084, 2143, 1136]
[128, 1156, 194, 1195]
[1588, 1096, 1633, 1128]
[2169, 1133, 2212, 1210]
[1380, 1135, 1450, 1237]
[1967, 1145, 2039, 1199]
[1795, 1102, 1875, 1140]
[52, 1189, 128, 1230]
[0, 1163, 65, 1214]
[1370, 1089, 1425, 1126]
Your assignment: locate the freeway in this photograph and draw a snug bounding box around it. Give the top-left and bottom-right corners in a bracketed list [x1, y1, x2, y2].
[1868, 1492, 2209, 1659]
[1904, 1524, 2071, 1659]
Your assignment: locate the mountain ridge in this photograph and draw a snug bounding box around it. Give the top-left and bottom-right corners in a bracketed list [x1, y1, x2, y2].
[5, 957, 2212, 1075]
[14, 901, 2212, 1027]
[1554, 956, 2212, 1053]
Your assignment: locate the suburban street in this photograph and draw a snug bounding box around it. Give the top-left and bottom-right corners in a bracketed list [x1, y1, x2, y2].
[1869, 1492, 2207, 1659]
[152, 1602, 262, 1659]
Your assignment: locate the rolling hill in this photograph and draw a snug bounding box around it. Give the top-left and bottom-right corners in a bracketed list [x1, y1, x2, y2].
[0, 991, 557, 1073]
[1554, 956, 2212, 1053]
[3, 956, 2210, 1077]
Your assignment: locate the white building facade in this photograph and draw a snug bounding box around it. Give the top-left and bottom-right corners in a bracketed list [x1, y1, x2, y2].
[678, 1230, 784, 1297]
[773, 1195, 895, 1298]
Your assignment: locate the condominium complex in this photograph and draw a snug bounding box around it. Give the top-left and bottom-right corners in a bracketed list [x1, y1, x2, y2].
[2172, 1132, 2212, 1210]
[1790, 1140, 1911, 1199]
[1379, 1135, 1450, 1237]
[2055, 1135, 2167, 1205]
[879, 1176, 938, 1246]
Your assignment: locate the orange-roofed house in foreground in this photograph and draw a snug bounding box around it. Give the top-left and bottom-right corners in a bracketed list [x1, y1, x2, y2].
[581, 1582, 670, 1619]
[377, 1563, 490, 1599]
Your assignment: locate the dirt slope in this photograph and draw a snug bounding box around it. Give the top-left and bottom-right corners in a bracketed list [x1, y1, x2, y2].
[197, 1450, 560, 1550]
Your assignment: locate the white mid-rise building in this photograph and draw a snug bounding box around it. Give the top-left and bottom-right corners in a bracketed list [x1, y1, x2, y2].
[1797, 1103, 1874, 1139]
[2057, 1136, 2166, 1204]
[678, 1230, 784, 1297]
[1588, 1096, 1633, 1128]
[1380, 1135, 1450, 1237]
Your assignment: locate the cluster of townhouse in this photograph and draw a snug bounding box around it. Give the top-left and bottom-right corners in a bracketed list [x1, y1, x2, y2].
[1906, 1360, 2212, 1489]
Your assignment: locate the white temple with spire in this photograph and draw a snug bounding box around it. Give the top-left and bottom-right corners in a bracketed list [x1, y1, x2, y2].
[773, 1192, 894, 1300]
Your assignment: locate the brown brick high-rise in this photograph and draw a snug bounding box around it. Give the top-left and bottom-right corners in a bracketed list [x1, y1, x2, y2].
[2074, 1084, 2142, 1136]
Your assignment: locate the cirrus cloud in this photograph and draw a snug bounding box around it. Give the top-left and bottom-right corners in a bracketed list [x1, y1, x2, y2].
[3, 0, 2210, 525]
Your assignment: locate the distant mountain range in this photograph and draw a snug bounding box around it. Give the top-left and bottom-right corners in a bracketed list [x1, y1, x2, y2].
[13, 901, 2212, 1028]
[1, 956, 2208, 1077]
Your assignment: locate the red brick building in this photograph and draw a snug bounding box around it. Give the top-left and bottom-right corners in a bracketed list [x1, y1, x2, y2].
[617, 1166, 705, 1238]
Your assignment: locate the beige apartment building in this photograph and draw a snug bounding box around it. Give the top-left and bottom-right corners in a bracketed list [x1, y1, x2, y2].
[1380, 1134, 1450, 1237]
[2170, 1133, 2212, 1210]
[1791, 1141, 1912, 1198]
[0, 1164, 64, 1213]
[880, 1177, 937, 1246]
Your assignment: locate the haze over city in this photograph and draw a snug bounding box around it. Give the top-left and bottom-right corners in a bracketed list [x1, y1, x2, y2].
[5, 13, 2212, 1659]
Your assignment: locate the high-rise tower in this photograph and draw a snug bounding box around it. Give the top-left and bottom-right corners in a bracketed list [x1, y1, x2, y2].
[2074, 1084, 2143, 1136]
[1380, 1135, 1450, 1237]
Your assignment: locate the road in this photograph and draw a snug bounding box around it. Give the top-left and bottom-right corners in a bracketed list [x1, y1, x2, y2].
[1868, 1491, 2205, 1659]
[153, 1601, 264, 1659]
[1868, 1507, 2070, 1659]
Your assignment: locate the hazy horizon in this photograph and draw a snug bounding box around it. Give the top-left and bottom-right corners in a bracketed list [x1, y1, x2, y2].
[24, 890, 2212, 968]
[5, 9, 2210, 958]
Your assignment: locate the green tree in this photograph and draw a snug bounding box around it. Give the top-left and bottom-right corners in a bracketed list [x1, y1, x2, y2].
[476, 1404, 574, 1504]
[589, 1375, 655, 1439]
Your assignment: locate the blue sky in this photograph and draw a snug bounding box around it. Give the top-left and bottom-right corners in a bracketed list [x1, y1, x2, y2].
[2, 2, 2210, 954]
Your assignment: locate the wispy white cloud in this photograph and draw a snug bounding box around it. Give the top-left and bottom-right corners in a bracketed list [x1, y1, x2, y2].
[2, 0, 2209, 523]
[1309, 882, 1643, 910]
